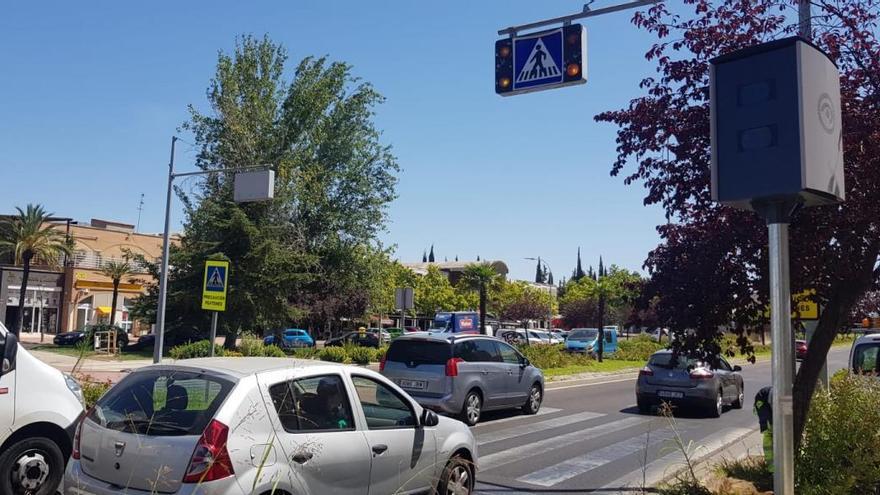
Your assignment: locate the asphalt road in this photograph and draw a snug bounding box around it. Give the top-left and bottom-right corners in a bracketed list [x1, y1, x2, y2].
[473, 347, 850, 494]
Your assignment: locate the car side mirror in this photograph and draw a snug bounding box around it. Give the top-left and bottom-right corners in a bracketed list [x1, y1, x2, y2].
[520, 358, 530, 368]
[420, 408, 439, 427]
[733, 365, 742, 372]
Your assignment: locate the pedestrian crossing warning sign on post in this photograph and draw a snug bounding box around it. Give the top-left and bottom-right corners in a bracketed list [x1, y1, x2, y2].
[495, 24, 587, 96]
[202, 260, 229, 311]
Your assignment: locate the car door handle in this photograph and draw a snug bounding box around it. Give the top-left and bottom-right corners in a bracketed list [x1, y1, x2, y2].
[292, 452, 314, 464]
[481, 370, 489, 375]
[372, 444, 388, 455]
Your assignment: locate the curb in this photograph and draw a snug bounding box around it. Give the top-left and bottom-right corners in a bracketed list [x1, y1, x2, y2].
[655, 426, 762, 487]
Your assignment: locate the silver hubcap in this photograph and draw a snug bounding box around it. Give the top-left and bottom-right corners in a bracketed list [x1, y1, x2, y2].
[716, 393, 723, 414]
[529, 387, 541, 411]
[466, 395, 481, 424]
[13, 450, 50, 491]
[447, 465, 470, 495]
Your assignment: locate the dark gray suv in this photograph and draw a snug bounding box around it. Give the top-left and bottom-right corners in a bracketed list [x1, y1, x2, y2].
[381, 334, 545, 425]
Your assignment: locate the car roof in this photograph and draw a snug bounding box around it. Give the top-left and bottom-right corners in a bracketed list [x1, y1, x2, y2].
[392, 332, 494, 344]
[854, 333, 880, 344]
[142, 357, 341, 379]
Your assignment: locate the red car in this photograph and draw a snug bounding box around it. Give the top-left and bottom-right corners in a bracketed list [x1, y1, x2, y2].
[795, 339, 808, 360]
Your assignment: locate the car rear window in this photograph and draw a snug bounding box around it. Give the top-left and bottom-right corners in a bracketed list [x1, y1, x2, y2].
[649, 353, 702, 370]
[88, 369, 234, 436]
[386, 340, 450, 365]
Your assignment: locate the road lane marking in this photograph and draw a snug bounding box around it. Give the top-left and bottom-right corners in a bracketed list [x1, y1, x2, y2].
[516, 426, 678, 486]
[471, 407, 561, 428]
[479, 416, 650, 471]
[477, 411, 605, 445]
[546, 376, 637, 391]
[600, 426, 754, 490]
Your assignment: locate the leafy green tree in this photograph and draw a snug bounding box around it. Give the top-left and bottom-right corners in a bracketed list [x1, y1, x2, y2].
[494, 280, 554, 323]
[100, 259, 133, 327]
[461, 263, 503, 333]
[414, 265, 460, 316]
[0, 204, 71, 335]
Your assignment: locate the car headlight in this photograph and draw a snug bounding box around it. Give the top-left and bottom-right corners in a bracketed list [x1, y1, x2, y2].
[64, 374, 85, 408]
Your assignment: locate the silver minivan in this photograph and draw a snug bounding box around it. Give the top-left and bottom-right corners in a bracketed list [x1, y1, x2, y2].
[380, 334, 544, 426]
[850, 332, 880, 375]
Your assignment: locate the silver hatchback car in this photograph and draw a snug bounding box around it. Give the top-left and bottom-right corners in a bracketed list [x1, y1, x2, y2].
[636, 350, 744, 417]
[380, 334, 544, 426]
[65, 358, 477, 495]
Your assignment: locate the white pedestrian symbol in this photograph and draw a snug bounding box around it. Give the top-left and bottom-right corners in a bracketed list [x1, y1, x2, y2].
[207, 268, 225, 290]
[517, 38, 560, 83]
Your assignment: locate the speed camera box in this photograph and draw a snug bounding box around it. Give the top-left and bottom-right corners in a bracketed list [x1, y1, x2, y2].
[710, 37, 844, 210]
[233, 170, 275, 203]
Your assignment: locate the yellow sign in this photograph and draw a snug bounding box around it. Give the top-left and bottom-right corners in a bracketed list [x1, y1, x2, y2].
[764, 290, 819, 320]
[201, 260, 229, 311]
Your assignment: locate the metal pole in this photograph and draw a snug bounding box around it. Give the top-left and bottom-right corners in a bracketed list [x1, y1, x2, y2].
[209, 311, 218, 357]
[153, 136, 177, 364]
[769, 221, 795, 495]
[498, 0, 657, 36]
[798, 0, 812, 38]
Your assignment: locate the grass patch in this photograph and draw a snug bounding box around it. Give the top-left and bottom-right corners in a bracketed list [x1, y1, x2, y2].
[543, 359, 644, 377]
[30, 344, 153, 361]
[716, 456, 772, 492]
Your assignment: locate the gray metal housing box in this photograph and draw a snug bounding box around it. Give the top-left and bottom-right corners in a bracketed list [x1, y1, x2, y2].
[710, 37, 844, 209]
[233, 170, 275, 203]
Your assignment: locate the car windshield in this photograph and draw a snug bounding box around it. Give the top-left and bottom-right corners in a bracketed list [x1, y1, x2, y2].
[88, 369, 234, 436]
[386, 340, 450, 365]
[852, 343, 880, 374]
[569, 329, 598, 341]
[649, 353, 704, 370]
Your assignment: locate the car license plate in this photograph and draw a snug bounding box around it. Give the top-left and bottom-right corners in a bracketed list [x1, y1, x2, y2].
[399, 379, 427, 390]
[658, 390, 684, 399]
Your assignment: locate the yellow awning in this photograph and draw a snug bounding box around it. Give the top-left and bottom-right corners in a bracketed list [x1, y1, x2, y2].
[95, 306, 112, 315]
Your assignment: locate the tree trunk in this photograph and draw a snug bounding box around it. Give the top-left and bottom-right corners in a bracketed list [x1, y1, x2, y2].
[597, 292, 605, 362]
[223, 326, 238, 350]
[14, 253, 33, 336]
[479, 285, 487, 334]
[109, 280, 120, 326]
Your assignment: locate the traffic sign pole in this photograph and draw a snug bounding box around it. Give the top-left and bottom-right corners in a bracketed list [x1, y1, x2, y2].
[209, 311, 219, 358]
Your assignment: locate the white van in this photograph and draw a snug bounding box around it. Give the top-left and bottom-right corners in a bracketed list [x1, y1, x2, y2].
[0, 321, 85, 495]
[850, 332, 880, 375]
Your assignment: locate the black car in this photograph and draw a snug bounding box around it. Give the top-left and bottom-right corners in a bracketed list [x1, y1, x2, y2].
[125, 333, 155, 351]
[53, 331, 86, 346]
[325, 331, 380, 348]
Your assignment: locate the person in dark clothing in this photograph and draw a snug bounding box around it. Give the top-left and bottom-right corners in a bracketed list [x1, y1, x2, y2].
[754, 386, 773, 472]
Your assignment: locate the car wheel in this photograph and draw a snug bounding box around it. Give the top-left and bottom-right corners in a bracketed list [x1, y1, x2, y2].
[709, 389, 723, 418]
[460, 391, 482, 426]
[732, 384, 744, 409]
[438, 455, 473, 495]
[522, 383, 542, 415]
[0, 436, 65, 495]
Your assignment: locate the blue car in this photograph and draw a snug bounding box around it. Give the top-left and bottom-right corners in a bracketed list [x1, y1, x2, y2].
[565, 327, 618, 356]
[264, 328, 314, 348]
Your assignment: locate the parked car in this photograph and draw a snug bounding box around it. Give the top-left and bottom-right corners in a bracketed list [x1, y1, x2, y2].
[404, 326, 422, 333]
[636, 350, 744, 417]
[795, 339, 808, 361]
[648, 328, 671, 342]
[83, 324, 129, 350]
[550, 328, 569, 340]
[54, 330, 86, 346]
[381, 333, 544, 426]
[367, 328, 393, 341]
[498, 329, 556, 346]
[565, 327, 618, 355]
[325, 331, 381, 348]
[850, 332, 880, 375]
[1, 321, 85, 495]
[65, 358, 477, 495]
[125, 333, 155, 351]
[263, 328, 315, 348]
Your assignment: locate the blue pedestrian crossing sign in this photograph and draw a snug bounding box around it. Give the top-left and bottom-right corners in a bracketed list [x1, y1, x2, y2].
[495, 24, 587, 96]
[202, 260, 229, 311]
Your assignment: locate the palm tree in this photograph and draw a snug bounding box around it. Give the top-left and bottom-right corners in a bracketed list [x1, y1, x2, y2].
[101, 259, 133, 326]
[0, 204, 71, 336]
[461, 263, 502, 334]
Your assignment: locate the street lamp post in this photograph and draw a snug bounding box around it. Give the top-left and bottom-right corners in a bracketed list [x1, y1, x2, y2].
[152, 136, 275, 363]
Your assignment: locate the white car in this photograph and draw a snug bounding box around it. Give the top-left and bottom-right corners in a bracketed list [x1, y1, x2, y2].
[0, 321, 85, 495]
[850, 332, 880, 375]
[499, 329, 562, 345]
[65, 358, 478, 495]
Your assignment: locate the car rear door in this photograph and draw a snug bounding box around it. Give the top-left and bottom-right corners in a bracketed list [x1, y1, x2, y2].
[349, 374, 437, 495]
[497, 341, 529, 405]
[261, 372, 371, 495]
[715, 358, 736, 400]
[455, 339, 506, 407]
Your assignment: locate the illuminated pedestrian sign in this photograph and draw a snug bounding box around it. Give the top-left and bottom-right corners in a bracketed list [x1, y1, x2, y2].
[201, 260, 229, 311]
[495, 24, 587, 96]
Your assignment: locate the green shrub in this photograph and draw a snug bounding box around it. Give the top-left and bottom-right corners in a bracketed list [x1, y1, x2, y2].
[374, 345, 389, 363]
[319, 346, 349, 363]
[75, 375, 112, 408]
[349, 346, 374, 365]
[517, 344, 592, 369]
[224, 350, 243, 357]
[289, 347, 319, 359]
[262, 345, 287, 358]
[169, 340, 219, 359]
[616, 337, 663, 361]
[796, 373, 880, 494]
[239, 337, 267, 357]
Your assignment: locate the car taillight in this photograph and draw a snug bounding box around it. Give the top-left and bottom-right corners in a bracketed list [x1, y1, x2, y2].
[183, 419, 234, 483]
[689, 368, 714, 380]
[639, 367, 653, 377]
[446, 357, 463, 377]
[379, 354, 387, 371]
[71, 408, 92, 460]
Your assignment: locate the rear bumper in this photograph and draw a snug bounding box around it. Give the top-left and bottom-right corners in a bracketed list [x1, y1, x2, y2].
[64, 460, 243, 495]
[636, 381, 716, 408]
[637, 393, 710, 409]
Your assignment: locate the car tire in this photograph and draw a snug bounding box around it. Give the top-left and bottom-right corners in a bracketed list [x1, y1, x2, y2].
[708, 389, 723, 418]
[732, 384, 745, 409]
[522, 383, 542, 415]
[438, 455, 473, 495]
[460, 390, 482, 426]
[0, 436, 65, 495]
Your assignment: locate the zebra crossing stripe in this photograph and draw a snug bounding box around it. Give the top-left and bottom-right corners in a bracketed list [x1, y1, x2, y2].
[471, 407, 561, 429]
[479, 416, 649, 471]
[477, 411, 605, 446]
[516, 426, 678, 487]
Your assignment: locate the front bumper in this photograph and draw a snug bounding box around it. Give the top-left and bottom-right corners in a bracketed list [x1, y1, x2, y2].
[64, 460, 243, 495]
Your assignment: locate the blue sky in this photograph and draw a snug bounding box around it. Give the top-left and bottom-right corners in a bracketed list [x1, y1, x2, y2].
[0, 1, 669, 281]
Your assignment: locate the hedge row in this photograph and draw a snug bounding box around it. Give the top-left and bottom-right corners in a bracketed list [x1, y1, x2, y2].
[168, 338, 387, 364]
